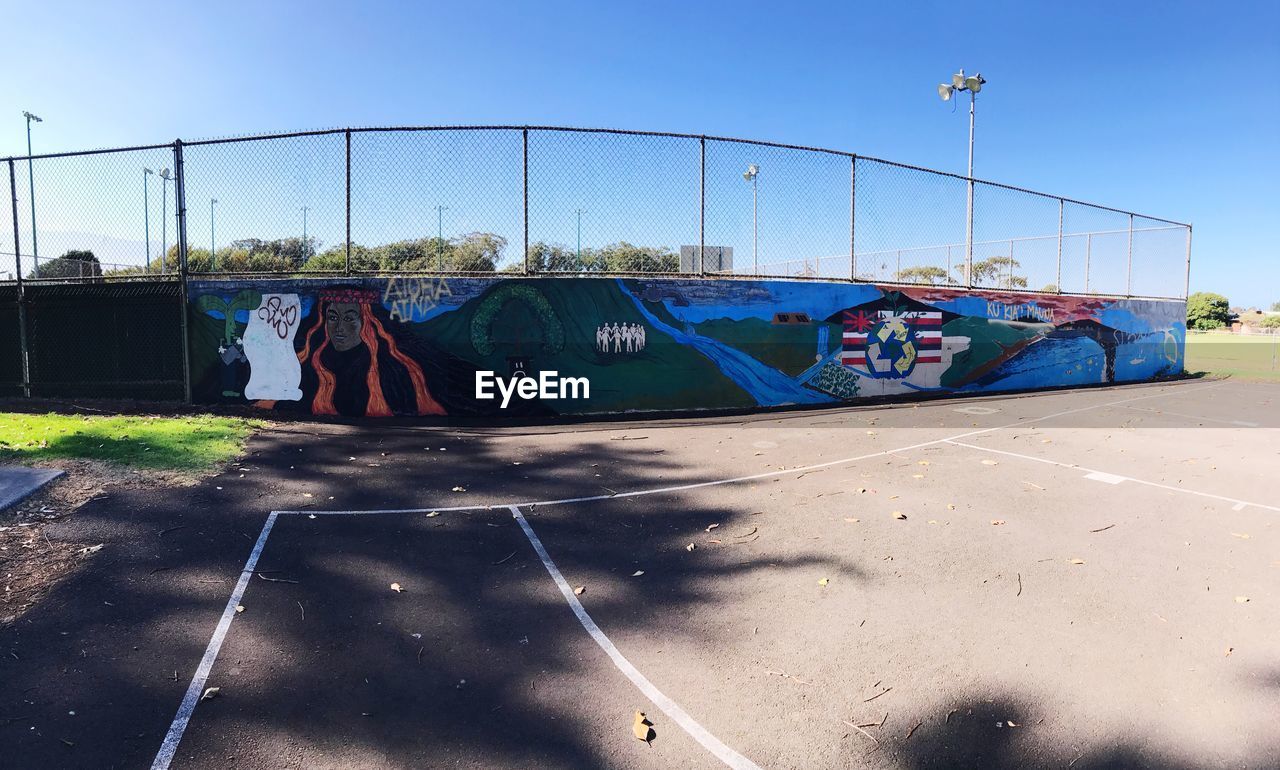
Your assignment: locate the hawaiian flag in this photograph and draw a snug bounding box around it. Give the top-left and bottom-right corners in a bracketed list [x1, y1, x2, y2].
[841, 310, 943, 368]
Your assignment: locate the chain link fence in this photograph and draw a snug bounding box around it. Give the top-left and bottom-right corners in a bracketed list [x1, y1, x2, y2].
[2, 126, 1190, 297]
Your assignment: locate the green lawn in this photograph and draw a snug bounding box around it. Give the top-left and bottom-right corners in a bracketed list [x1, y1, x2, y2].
[1185, 332, 1280, 381]
[0, 413, 263, 471]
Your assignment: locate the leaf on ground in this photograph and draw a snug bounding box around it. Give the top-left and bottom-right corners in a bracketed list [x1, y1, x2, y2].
[844, 517, 859, 523]
[736, 526, 758, 538]
[1069, 558, 1085, 565]
[981, 459, 999, 466]
[928, 520, 940, 525]
[234, 605, 245, 614]
[1224, 647, 1234, 656]
[946, 503, 956, 510]
[1230, 533, 1250, 539]
[1007, 720, 1018, 728]
[912, 474, 925, 479]
[1234, 596, 1250, 603]
[632, 711, 654, 743]
[991, 519, 1006, 526]
[818, 578, 830, 586]
[302, 493, 313, 498]
[685, 543, 696, 552]
[631, 570, 644, 577]
[892, 511, 907, 520]
[573, 586, 586, 596]
[425, 511, 441, 518]
[918, 461, 930, 466]
[705, 523, 720, 532]
[451, 486, 466, 492]
[200, 687, 220, 701]
[390, 582, 404, 592]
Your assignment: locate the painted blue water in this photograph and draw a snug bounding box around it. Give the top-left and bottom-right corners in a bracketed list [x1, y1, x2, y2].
[963, 336, 1105, 392]
[618, 280, 833, 406]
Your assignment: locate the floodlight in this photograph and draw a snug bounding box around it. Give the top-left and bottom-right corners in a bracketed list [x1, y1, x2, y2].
[938, 84, 953, 101]
[23, 111, 42, 123]
[743, 163, 759, 181]
[144, 167, 155, 175]
[965, 75, 984, 93]
[159, 168, 171, 179]
[952, 71, 965, 89]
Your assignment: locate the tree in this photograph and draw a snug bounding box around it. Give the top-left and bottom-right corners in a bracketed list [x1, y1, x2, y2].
[1186, 292, 1230, 330]
[1270, 301, 1280, 312]
[1260, 315, 1280, 329]
[895, 266, 950, 285]
[30, 249, 101, 279]
[965, 256, 1027, 289]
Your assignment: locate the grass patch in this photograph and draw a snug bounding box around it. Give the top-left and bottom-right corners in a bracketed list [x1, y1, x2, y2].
[1185, 333, 1280, 381]
[0, 413, 263, 471]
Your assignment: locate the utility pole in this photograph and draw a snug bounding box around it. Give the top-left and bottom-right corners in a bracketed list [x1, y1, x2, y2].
[22, 111, 42, 272]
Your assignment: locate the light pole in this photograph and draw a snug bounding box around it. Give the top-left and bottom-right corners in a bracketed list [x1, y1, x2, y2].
[435, 204, 448, 270]
[210, 198, 218, 271]
[575, 208, 585, 262]
[938, 69, 987, 286]
[22, 111, 42, 272]
[143, 168, 155, 269]
[159, 168, 172, 273]
[742, 163, 759, 274]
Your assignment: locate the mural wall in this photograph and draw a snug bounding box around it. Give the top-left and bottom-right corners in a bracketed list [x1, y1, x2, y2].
[188, 277, 1186, 418]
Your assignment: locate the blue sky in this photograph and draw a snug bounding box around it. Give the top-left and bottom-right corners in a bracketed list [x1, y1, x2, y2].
[2, 0, 1276, 306]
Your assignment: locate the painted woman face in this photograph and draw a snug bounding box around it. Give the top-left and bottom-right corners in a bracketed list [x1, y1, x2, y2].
[326, 302, 363, 352]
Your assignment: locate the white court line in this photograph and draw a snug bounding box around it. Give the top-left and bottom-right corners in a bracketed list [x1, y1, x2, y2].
[152, 512, 279, 770]
[1118, 404, 1262, 428]
[944, 440, 1280, 512]
[276, 380, 1231, 515]
[509, 505, 761, 770]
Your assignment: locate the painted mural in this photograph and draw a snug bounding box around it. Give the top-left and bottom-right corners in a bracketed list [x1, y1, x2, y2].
[188, 277, 1186, 418]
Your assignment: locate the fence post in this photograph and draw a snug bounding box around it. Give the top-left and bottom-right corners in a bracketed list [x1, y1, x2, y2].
[1055, 198, 1063, 293]
[174, 140, 193, 404]
[1125, 213, 1134, 297]
[9, 159, 30, 398]
[1008, 239, 1014, 289]
[1182, 221, 1192, 299]
[1084, 232, 1092, 294]
[522, 128, 529, 274]
[699, 136, 706, 276]
[849, 155, 857, 282]
[345, 130, 352, 275]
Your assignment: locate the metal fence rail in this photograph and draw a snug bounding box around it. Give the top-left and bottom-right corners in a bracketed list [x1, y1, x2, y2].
[2, 125, 1191, 299]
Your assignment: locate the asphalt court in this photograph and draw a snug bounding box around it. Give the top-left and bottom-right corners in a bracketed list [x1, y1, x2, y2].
[153, 379, 1280, 769]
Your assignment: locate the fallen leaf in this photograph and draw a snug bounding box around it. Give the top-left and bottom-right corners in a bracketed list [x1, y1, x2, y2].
[1230, 533, 1250, 539]
[632, 711, 654, 744]
[1224, 647, 1234, 656]
[892, 511, 907, 520]
[685, 543, 696, 552]
[705, 523, 720, 533]
[234, 605, 245, 614]
[946, 503, 956, 510]
[390, 582, 404, 593]
[991, 519, 1006, 526]
[981, 459, 999, 466]
[918, 460, 931, 466]
[1234, 596, 1250, 603]
[818, 578, 830, 586]
[928, 520, 940, 524]
[200, 687, 220, 701]
[425, 511, 441, 518]
[912, 474, 924, 479]
[573, 586, 586, 596]
[302, 493, 313, 498]
[844, 517, 859, 523]
[631, 570, 644, 577]
[1007, 720, 1018, 728]
[1069, 559, 1085, 565]
[451, 486, 466, 492]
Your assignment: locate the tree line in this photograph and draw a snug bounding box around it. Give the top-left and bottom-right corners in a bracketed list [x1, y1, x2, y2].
[26, 233, 681, 277]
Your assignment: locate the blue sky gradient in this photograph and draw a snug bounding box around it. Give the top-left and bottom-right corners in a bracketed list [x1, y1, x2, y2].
[3, 0, 1276, 306]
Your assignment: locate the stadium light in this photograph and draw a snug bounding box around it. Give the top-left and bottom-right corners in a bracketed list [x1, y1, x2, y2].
[158, 168, 172, 274]
[143, 168, 156, 269]
[743, 164, 759, 274]
[22, 111, 42, 271]
[937, 69, 988, 286]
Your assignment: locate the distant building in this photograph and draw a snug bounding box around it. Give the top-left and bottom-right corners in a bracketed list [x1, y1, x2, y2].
[680, 246, 733, 274]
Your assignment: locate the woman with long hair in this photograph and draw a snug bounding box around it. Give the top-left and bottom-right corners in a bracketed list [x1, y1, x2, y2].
[294, 287, 446, 417]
